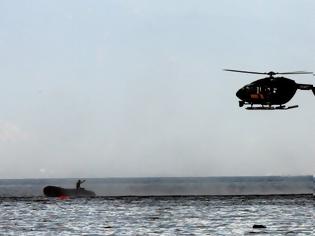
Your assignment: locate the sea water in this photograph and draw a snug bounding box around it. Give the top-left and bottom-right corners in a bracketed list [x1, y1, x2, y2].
[0, 176, 313, 197]
[0, 176, 314, 235]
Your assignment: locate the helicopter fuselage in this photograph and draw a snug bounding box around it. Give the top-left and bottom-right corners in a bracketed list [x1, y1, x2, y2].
[224, 68, 314, 109]
[236, 77, 298, 106]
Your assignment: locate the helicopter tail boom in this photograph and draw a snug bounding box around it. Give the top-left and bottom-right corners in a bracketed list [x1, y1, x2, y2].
[297, 84, 315, 95]
[297, 84, 315, 96]
[297, 84, 313, 90]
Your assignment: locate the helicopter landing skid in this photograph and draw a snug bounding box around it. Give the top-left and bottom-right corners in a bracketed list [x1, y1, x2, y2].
[246, 105, 299, 110]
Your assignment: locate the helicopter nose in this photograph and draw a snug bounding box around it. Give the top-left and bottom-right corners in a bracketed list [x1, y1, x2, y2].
[236, 88, 246, 100]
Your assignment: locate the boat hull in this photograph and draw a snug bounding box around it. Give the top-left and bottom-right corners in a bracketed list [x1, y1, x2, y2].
[43, 186, 96, 197]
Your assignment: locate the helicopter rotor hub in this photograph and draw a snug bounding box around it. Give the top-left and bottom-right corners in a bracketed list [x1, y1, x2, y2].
[267, 71, 276, 77]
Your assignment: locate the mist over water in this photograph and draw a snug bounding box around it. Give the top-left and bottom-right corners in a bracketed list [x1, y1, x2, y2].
[0, 176, 313, 197]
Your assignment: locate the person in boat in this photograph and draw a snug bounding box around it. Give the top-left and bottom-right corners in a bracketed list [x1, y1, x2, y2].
[76, 179, 86, 190]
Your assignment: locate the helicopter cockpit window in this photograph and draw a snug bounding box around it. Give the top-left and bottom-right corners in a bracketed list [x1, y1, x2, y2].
[257, 87, 262, 93]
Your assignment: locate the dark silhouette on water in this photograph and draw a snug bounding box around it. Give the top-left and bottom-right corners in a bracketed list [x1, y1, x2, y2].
[43, 180, 95, 197]
[253, 224, 267, 229]
[224, 69, 314, 110]
[76, 179, 86, 190]
[43, 186, 96, 197]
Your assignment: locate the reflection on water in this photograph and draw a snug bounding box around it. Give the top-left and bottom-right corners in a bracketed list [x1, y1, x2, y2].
[0, 195, 313, 235]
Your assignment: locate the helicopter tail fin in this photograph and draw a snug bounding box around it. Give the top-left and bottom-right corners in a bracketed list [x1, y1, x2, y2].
[312, 87, 315, 96]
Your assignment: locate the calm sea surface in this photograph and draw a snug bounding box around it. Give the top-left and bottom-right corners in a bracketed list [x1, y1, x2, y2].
[0, 176, 314, 235]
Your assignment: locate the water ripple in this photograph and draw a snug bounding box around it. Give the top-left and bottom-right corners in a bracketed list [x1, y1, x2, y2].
[0, 195, 313, 235]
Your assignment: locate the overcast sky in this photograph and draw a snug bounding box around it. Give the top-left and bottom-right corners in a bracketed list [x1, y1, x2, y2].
[0, 0, 314, 178]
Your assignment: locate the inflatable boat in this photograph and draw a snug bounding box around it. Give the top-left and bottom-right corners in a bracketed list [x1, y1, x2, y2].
[43, 185, 96, 197]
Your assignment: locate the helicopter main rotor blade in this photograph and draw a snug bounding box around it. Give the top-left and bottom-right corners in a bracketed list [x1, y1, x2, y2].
[224, 69, 314, 76]
[223, 69, 267, 75]
[276, 71, 313, 75]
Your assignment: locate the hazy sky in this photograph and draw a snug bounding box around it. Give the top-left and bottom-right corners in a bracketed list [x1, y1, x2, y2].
[0, 1, 314, 178]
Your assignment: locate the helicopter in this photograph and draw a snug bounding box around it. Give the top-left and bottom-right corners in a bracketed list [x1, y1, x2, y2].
[224, 69, 315, 110]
